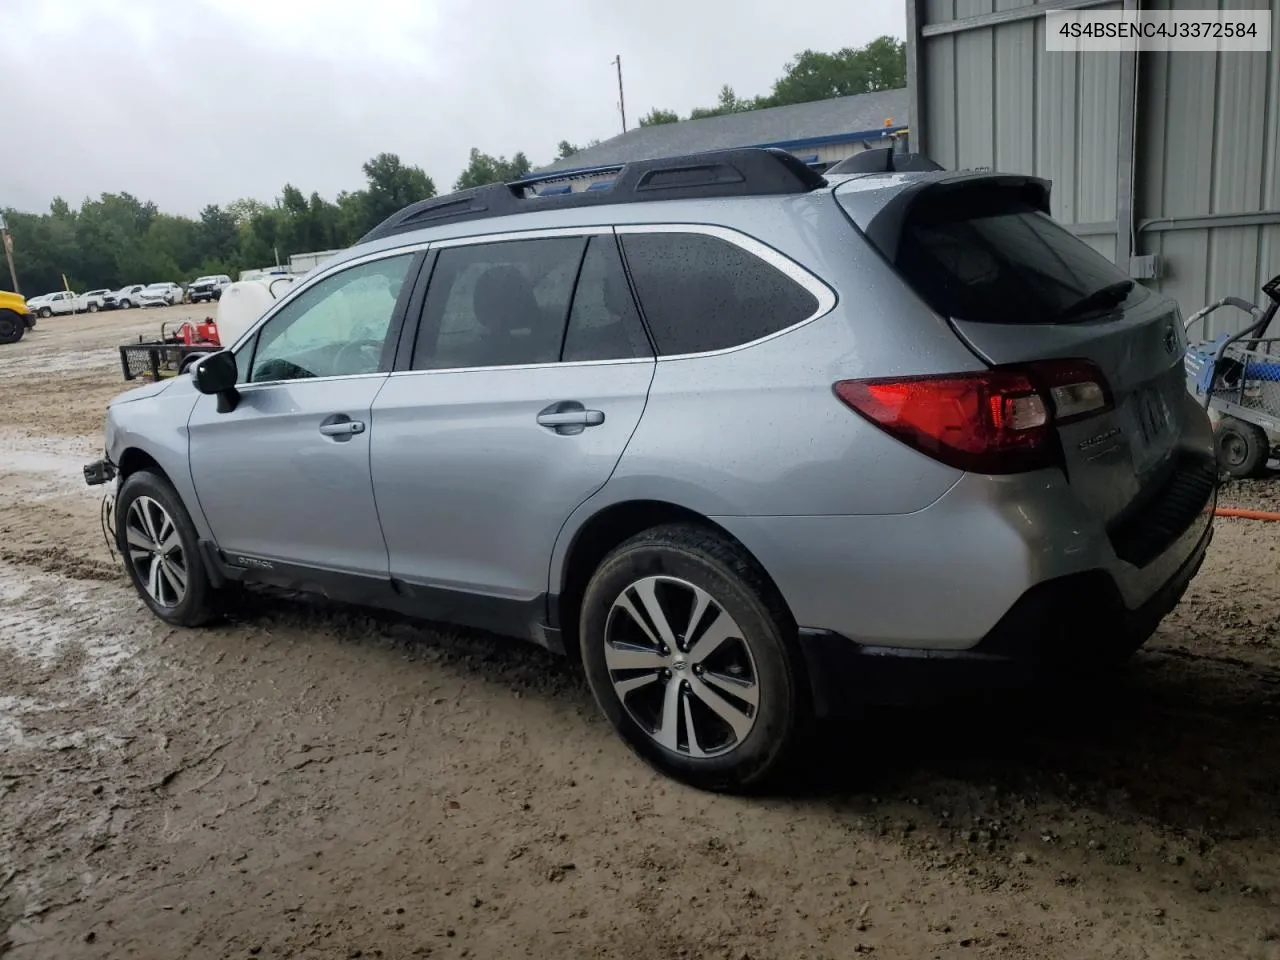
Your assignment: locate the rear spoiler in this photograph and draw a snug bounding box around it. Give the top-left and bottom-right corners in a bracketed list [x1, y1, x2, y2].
[859, 174, 1053, 264]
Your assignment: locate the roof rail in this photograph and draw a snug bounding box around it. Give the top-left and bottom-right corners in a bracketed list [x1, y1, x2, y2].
[358, 147, 828, 244]
[826, 148, 944, 175]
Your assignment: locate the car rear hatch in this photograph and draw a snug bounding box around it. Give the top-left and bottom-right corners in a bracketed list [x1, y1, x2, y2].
[836, 174, 1211, 555]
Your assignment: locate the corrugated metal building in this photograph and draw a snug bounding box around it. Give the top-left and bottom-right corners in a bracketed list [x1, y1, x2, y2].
[906, 0, 1279, 335]
[542, 88, 910, 178]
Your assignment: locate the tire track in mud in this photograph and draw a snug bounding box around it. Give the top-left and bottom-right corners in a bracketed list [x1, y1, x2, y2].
[0, 545, 122, 584]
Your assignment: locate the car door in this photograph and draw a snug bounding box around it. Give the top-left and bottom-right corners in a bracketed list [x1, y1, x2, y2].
[188, 250, 423, 579]
[370, 231, 655, 632]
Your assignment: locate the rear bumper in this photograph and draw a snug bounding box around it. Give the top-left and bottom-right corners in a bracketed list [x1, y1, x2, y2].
[797, 517, 1213, 714]
[714, 448, 1216, 651]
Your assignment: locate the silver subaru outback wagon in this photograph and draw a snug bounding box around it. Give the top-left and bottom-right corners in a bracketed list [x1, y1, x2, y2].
[85, 148, 1216, 791]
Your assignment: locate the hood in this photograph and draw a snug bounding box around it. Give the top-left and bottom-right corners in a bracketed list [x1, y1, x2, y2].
[109, 377, 177, 406]
[0, 291, 28, 313]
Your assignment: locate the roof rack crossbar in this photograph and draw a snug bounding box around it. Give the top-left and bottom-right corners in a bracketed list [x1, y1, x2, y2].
[358, 147, 828, 244]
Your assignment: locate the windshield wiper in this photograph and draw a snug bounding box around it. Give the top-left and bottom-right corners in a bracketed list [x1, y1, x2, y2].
[1057, 280, 1135, 320]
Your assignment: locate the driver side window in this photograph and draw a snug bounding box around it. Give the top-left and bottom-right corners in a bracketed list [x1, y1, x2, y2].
[245, 254, 415, 384]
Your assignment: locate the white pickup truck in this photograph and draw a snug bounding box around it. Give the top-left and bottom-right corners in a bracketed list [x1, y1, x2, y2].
[26, 291, 80, 318]
[77, 289, 111, 312]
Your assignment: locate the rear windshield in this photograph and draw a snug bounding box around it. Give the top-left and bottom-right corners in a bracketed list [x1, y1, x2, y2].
[895, 186, 1141, 324]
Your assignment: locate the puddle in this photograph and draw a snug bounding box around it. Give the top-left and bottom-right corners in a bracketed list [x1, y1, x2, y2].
[0, 434, 100, 501]
[0, 349, 114, 377]
[0, 563, 138, 688]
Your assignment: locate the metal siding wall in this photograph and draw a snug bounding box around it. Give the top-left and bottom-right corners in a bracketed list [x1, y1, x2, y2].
[921, 1, 1125, 226]
[955, 0, 997, 168]
[1083, 235, 1118, 261]
[1137, 2, 1279, 336]
[1076, 52, 1121, 224]
[915, 0, 1280, 332]
[994, 18, 1036, 173]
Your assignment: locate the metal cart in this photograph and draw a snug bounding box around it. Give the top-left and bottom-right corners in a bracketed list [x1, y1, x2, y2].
[1183, 273, 1280, 478]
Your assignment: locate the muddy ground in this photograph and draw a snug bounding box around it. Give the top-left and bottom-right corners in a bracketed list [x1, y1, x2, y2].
[2, 308, 1279, 960]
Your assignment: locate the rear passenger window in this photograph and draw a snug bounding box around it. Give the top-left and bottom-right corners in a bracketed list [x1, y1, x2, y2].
[620, 232, 819, 355]
[562, 236, 653, 362]
[412, 237, 586, 370]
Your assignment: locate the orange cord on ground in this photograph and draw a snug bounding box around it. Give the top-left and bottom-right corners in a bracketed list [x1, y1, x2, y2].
[1213, 507, 1280, 522]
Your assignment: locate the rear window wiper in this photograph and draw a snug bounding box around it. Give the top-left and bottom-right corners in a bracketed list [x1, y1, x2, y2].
[1057, 280, 1135, 320]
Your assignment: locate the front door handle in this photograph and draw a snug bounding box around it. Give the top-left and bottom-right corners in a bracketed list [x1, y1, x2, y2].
[537, 402, 605, 436]
[319, 414, 366, 441]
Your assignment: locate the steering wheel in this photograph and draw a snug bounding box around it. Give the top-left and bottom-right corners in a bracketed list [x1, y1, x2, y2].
[333, 339, 384, 375]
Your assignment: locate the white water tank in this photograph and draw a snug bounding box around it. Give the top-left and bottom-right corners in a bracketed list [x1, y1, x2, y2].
[215, 276, 298, 347]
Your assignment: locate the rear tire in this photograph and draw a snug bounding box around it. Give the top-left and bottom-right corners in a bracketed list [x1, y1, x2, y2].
[88, 302, 99, 312]
[116, 470, 216, 627]
[0, 309, 24, 344]
[579, 524, 806, 792]
[1215, 416, 1269, 478]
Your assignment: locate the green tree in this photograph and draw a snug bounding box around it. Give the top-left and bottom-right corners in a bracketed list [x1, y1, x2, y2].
[765, 37, 906, 107]
[1, 208, 77, 294]
[638, 108, 680, 127]
[453, 148, 533, 190]
[689, 85, 758, 120]
[361, 152, 437, 227]
[197, 204, 239, 267]
[335, 190, 373, 246]
[554, 138, 602, 162]
[226, 197, 271, 225]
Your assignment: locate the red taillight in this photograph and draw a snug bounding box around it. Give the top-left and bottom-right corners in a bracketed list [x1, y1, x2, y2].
[834, 360, 1111, 474]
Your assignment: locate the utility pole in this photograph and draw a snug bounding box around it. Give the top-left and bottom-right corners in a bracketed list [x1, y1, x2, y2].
[612, 54, 627, 133]
[0, 213, 18, 295]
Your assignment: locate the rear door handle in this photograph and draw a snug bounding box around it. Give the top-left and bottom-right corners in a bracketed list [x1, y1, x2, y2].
[319, 415, 366, 441]
[536, 410, 605, 427]
[537, 402, 605, 436]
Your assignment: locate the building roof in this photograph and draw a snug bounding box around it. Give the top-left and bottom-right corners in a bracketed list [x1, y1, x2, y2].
[541, 88, 909, 173]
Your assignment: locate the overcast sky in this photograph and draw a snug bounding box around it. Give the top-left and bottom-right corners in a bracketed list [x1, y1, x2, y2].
[5, 0, 904, 216]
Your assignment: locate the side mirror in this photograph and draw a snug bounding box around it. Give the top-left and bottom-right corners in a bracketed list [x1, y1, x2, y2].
[192, 350, 240, 412]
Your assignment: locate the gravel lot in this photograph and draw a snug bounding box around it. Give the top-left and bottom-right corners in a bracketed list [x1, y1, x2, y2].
[2, 308, 1279, 960]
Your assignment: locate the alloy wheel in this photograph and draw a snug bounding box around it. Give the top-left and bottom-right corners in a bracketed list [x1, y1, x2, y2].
[604, 575, 759, 758]
[124, 496, 187, 608]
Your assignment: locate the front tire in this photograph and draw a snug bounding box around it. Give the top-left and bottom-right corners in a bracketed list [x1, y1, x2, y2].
[116, 470, 216, 627]
[88, 302, 99, 312]
[38, 307, 52, 318]
[0, 309, 25, 344]
[1215, 416, 1270, 478]
[579, 524, 806, 792]
[120, 299, 132, 309]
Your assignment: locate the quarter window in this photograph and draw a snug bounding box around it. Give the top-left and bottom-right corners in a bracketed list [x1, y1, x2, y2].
[245, 254, 415, 383]
[620, 232, 819, 355]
